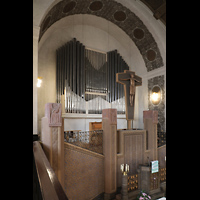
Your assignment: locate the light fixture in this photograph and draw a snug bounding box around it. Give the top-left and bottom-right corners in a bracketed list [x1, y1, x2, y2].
[152, 92, 159, 102]
[37, 77, 43, 87]
[151, 85, 161, 106]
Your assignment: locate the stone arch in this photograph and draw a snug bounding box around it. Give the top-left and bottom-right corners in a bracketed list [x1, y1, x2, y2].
[39, 0, 164, 72]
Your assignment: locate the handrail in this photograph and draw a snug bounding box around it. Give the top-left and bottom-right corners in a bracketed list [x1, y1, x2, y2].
[33, 141, 68, 200]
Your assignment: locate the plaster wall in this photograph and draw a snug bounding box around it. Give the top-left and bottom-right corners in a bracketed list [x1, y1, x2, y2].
[33, 26, 40, 135]
[63, 116, 127, 132]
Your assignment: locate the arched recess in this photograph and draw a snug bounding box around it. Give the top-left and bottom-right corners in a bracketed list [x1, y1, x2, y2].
[39, 0, 164, 72]
[38, 14, 147, 132]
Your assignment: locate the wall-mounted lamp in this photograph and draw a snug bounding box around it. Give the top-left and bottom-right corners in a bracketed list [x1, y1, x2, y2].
[37, 77, 43, 87]
[151, 85, 161, 106]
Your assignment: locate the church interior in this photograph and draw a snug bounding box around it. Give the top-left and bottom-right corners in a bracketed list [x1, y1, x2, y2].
[33, 0, 166, 199]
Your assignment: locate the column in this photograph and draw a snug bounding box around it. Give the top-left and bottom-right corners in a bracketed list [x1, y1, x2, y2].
[120, 164, 129, 200]
[121, 174, 128, 200]
[41, 103, 64, 187]
[33, 25, 40, 135]
[143, 110, 158, 161]
[102, 109, 117, 200]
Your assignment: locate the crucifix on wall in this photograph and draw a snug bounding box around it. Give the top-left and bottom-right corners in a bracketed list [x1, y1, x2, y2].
[116, 70, 142, 125]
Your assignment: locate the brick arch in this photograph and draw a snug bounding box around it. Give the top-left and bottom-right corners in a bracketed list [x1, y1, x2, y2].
[39, 0, 164, 71]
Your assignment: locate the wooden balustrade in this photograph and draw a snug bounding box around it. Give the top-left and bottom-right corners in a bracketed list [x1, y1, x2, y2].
[33, 141, 68, 200]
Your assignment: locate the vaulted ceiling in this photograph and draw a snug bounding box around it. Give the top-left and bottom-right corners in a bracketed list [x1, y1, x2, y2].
[39, 0, 165, 72]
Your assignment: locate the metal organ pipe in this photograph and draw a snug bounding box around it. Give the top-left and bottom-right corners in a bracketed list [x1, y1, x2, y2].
[56, 39, 129, 114]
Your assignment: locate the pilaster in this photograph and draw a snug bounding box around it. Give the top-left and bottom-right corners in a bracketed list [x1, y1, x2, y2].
[41, 103, 64, 187]
[33, 25, 40, 135]
[143, 110, 158, 161]
[102, 109, 117, 200]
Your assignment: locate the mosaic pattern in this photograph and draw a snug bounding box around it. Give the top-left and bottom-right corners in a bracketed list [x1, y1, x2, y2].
[39, 0, 164, 71]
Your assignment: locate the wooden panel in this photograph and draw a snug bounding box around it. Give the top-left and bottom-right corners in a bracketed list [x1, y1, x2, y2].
[136, 135, 143, 170]
[131, 135, 136, 174]
[89, 122, 102, 131]
[124, 135, 132, 173]
[124, 134, 143, 174]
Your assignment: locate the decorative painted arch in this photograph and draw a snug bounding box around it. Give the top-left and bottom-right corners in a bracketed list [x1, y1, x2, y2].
[39, 0, 164, 72]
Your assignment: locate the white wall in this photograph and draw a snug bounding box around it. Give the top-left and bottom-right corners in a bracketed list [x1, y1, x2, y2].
[63, 116, 127, 131]
[33, 26, 40, 135]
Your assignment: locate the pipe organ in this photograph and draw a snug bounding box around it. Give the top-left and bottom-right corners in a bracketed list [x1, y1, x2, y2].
[107, 50, 129, 114]
[56, 38, 129, 114]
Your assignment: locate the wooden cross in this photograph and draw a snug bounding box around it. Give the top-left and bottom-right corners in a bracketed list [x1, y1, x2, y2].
[116, 70, 142, 121]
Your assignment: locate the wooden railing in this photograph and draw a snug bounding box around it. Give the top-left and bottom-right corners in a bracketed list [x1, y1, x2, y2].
[33, 141, 68, 200]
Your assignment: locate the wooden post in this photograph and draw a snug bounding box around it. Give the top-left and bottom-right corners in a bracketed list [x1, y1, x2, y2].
[121, 174, 128, 200]
[127, 120, 132, 129]
[143, 110, 158, 161]
[102, 109, 117, 200]
[121, 164, 129, 200]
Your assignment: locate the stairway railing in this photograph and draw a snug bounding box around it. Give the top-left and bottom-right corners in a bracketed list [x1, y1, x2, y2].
[33, 141, 68, 200]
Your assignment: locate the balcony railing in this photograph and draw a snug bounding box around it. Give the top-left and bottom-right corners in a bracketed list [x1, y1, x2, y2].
[64, 130, 103, 154]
